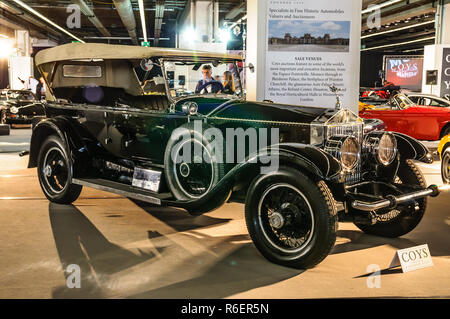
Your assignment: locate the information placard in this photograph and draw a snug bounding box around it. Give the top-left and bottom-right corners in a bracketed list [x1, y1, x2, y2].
[265, 0, 358, 108]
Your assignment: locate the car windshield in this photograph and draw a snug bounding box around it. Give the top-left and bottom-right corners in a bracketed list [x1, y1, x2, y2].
[162, 60, 243, 99]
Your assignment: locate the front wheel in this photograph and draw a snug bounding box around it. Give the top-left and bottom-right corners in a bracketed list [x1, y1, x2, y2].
[354, 160, 427, 237]
[37, 135, 82, 204]
[245, 167, 338, 269]
[442, 148, 450, 184]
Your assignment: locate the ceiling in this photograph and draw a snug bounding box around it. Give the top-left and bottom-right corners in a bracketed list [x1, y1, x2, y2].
[0, 0, 442, 52]
[0, 0, 245, 47]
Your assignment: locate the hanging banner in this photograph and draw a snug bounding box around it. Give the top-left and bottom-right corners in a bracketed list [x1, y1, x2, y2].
[441, 48, 450, 101]
[265, 0, 360, 109]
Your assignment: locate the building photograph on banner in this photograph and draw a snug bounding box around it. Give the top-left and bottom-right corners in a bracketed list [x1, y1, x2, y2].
[265, 0, 358, 108]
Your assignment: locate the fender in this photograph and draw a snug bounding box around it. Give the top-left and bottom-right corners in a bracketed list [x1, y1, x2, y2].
[165, 143, 342, 214]
[391, 132, 433, 163]
[438, 134, 450, 159]
[28, 116, 93, 177]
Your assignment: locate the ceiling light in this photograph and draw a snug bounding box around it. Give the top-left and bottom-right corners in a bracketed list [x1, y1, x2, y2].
[138, 0, 147, 43]
[361, 20, 434, 39]
[361, 36, 435, 51]
[11, 0, 85, 43]
[362, 0, 403, 14]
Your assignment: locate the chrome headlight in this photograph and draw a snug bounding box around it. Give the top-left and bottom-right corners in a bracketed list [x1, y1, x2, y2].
[376, 133, 397, 166]
[10, 106, 19, 114]
[325, 136, 360, 171]
[341, 136, 360, 171]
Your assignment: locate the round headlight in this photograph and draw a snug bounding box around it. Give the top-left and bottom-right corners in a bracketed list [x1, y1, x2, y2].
[377, 133, 397, 166]
[341, 136, 360, 171]
[10, 106, 18, 114]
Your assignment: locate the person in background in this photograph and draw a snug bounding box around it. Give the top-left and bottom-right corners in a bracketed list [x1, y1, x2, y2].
[214, 75, 221, 82]
[221, 71, 235, 94]
[25, 76, 39, 94]
[195, 65, 223, 94]
[36, 77, 46, 100]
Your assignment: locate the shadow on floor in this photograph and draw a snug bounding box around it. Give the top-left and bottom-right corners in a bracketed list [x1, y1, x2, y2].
[127, 239, 303, 299]
[49, 203, 157, 298]
[132, 199, 232, 234]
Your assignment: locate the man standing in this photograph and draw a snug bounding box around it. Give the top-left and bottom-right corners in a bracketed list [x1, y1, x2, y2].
[195, 65, 223, 94]
[24, 76, 39, 94]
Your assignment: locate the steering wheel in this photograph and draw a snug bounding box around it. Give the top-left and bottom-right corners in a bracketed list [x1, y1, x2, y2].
[199, 82, 217, 94]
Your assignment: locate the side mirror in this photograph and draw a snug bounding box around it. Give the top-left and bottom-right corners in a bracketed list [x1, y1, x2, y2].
[248, 63, 255, 73]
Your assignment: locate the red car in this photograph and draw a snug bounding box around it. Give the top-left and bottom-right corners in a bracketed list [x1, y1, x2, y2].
[359, 94, 450, 141]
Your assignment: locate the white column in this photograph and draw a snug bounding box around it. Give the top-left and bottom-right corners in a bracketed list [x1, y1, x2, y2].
[246, 0, 267, 102]
[436, 0, 450, 45]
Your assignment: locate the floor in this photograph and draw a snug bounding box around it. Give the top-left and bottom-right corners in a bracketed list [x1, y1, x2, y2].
[0, 128, 448, 299]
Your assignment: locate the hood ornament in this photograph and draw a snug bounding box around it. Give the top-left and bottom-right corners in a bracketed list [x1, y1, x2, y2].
[329, 85, 342, 110]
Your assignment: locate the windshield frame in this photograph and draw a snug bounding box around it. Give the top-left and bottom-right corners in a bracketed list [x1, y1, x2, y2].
[159, 58, 244, 105]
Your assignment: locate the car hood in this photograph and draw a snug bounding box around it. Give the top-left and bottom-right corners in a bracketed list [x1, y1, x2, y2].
[175, 97, 330, 124]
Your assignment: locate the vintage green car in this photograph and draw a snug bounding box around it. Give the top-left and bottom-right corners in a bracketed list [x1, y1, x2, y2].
[29, 43, 446, 269]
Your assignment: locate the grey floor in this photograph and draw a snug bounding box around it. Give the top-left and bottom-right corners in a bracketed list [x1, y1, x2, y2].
[0, 128, 448, 298]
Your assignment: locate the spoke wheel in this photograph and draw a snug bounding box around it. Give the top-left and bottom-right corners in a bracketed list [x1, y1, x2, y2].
[245, 167, 337, 269]
[258, 184, 314, 253]
[354, 160, 427, 237]
[37, 135, 82, 204]
[42, 147, 69, 194]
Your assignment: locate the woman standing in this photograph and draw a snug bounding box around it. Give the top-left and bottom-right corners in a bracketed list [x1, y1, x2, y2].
[221, 71, 235, 95]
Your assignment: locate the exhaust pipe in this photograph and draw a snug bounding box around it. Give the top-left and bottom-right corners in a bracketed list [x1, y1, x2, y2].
[113, 0, 138, 45]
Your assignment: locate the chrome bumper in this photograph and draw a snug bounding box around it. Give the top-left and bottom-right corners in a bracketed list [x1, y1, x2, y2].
[351, 184, 448, 212]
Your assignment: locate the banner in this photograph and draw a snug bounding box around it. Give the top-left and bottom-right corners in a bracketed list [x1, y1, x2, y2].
[265, 0, 357, 108]
[441, 48, 450, 100]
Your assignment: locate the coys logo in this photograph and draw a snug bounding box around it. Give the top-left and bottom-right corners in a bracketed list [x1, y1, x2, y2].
[389, 59, 419, 79]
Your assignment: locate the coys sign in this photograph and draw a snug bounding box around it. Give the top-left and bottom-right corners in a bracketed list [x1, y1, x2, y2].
[389, 244, 433, 273]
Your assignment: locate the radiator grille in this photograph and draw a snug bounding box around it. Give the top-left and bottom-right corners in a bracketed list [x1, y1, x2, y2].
[325, 123, 364, 184]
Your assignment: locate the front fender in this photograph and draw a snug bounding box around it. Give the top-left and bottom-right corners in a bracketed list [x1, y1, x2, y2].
[166, 143, 342, 214]
[28, 116, 92, 177]
[392, 132, 433, 163]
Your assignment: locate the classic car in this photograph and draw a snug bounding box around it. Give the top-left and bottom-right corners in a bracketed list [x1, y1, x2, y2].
[29, 43, 446, 269]
[407, 93, 450, 108]
[359, 94, 450, 141]
[0, 89, 45, 125]
[438, 135, 450, 184]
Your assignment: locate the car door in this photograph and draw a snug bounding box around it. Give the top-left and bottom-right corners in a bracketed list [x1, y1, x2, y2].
[112, 103, 188, 165]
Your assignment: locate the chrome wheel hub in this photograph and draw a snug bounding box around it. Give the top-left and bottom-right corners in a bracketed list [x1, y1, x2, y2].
[44, 165, 52, 177]
[269, 212, 285, 229]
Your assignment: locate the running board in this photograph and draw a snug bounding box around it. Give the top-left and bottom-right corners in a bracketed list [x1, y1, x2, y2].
[72, 178, 172, 205]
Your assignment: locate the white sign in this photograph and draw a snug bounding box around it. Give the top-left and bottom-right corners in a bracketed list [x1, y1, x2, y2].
[389, 244, 434, 273]
[265, 0, 360, 109]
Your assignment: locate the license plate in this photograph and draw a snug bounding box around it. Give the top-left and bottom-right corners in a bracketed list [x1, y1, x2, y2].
[132, 167, 161, 192]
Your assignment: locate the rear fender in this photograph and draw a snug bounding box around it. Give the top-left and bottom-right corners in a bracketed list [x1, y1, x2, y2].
[28, 117, 92, 177]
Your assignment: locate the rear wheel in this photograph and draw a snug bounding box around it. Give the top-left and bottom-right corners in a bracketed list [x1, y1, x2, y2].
[37, 135, 82, 204]
[245, 167, 338, 269]
[354, 160, 427, 237]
